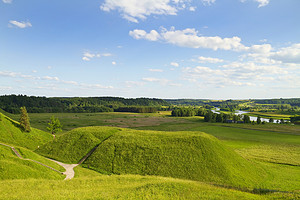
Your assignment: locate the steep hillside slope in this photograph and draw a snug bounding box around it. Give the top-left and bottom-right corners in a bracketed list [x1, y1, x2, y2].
[0, 145, 63, 180]
[35, 126, 121, 163]
[0, 112, 52, 150]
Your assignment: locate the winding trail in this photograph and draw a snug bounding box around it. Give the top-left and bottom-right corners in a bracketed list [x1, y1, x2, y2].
[0, 142, 79, 180]
[0, 142, 63, 174]
[0, 142, 98, 180]
[48, 159, 78, 180]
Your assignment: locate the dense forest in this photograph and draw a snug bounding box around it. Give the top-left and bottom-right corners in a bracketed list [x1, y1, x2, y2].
[0, 95, 170, 114]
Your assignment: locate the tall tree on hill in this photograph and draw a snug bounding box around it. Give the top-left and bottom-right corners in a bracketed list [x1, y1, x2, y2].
[20, 106, 31, 132]
[47, 116, 62, 137]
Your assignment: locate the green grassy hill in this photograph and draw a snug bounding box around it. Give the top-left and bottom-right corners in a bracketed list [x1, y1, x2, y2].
[0, 112, 52, 150]
[0, 145, 63, 180]
[37, 126, 264, 188]
[35, 126, 121, 163]
[0, 112, 64, 180]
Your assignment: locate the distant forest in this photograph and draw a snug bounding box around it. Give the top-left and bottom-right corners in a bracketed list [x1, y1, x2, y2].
[0, 95, 170, 114]
[1, 95, 300, 115]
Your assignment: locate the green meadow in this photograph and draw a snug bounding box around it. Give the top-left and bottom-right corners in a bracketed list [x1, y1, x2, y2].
[0, 111, 300, 199]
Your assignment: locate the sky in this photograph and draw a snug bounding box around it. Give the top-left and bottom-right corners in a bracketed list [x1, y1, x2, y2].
[1, 0, 300, 99]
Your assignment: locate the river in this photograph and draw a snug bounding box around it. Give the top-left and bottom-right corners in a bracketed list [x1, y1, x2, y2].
[211, 108, 279, 123]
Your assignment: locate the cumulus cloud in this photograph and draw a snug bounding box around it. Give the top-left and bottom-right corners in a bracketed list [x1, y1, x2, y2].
[271, 43, 300, 64]
[170, 62, 179, 67]
[100, 0, 178, 23]
[129, 27, 275, 54]
[130, 27, 247, 51]
[9, 20, 32, 28]
[197, 56, 224, 63]
[129, 29, 160, 41]
[112, 61, 117, 65]
[2, 0, 12, 3]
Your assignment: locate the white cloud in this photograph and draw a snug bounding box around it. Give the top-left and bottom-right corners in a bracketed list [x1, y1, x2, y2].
[82, 51, 112, 61]
[129, 29, 160, 41]
[197, 56, 224, 63]
[189, 6, 196, 11]
[9, 20, 32, 28]
[255, 0, 269, 7]
[170, 62, 179, 67]
[249, 44, 272, 54]
[0, 70, 114, 91]
[100, 0, 178, 23]
[43, 76, 60, 81]
[182, 60, 293, 88]
[201, 0, 216, 6]
[2, 0, 12, 3]
[0, 71, 18, 77]
[271, 43, 300, 64]
[129, 27, 276, 54]
[112, 61, 117, 65]
[130, 27, 247, 51]
[240, 0, 270, 7]
[149, 69, 163, 72]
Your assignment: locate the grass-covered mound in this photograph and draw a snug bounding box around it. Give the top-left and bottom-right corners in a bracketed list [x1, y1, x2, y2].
[35, 126, 121, 163]
[83, 128, 264, 188]
[0, 145, 63, 180]
[37, 126, 264, 187]
[0, 112, 52, 150]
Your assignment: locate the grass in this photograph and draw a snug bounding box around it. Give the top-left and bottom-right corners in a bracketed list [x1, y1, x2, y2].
[38, 126, 265, 188]
[0, 145, 63, 180]
[1, 111, 300, 199]
[1, 174, 297, 200]
[35, 126, 121, 163]
[246, 112, 292, 120]
[0, 112, 53, 150]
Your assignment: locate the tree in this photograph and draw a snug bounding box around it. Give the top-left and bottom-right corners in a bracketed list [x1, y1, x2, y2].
[47, 116, 62, 136]
[19, 106, 31, 132]
[257, 116, 261, 124]
[204, 111, 212, 122]
[243, 115, 251, 123]
[269, 118, 274, 123]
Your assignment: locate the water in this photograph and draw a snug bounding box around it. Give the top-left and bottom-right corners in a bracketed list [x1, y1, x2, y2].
[234, 110, 271, 123]
[211, 108, 281, 123]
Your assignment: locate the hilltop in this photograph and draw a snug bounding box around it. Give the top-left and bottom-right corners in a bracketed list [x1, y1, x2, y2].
[37, 126, 264, 188]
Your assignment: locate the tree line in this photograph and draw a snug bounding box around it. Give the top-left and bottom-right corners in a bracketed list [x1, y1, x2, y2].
[0, 95, 170, 114]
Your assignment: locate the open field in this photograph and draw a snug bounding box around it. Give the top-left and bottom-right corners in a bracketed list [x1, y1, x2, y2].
[0, 110, 300, 199]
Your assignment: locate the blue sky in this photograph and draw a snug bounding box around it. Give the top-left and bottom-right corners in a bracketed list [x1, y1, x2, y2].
[1, 0, 300, 99]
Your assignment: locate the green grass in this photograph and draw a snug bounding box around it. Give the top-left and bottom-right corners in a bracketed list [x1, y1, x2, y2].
[0, 113, 53, 150]
[0, 145, 63, 180]
[1, 111, 300, 198]
[35, 126, 121, 163]
[1, 174, 296, 200]
[38, 126, 265, 188]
